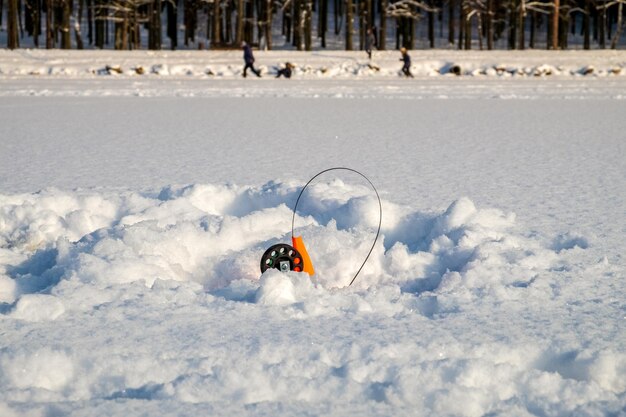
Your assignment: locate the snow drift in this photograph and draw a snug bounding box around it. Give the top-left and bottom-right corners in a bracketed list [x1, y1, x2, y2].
[1, 179, 623, 416]
[1, 181, 560, 305]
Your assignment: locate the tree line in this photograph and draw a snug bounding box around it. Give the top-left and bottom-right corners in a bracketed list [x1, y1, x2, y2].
[2, 0, 624, 50]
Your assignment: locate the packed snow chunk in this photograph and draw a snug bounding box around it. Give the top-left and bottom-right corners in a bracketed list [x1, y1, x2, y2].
[0, 189, 124, 249]
[1, 348, 74, 391]
[588, 350, 626, 394]
[0, 274, 17, 303]
[166, 183, 240, 216]
[255, 269, 317, 305]
[436, 197, 477, 232]
[10, 294, 65, 321]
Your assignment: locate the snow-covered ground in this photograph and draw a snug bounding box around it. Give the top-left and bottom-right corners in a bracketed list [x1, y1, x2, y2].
[0, 50, 625, 417]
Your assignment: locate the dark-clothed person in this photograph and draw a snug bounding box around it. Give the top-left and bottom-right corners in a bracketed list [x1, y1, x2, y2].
[400, 47, 413, 78]
[365, 28, 377, 60]
[276, 62, 295, 78]
[242, 41, 261, 78]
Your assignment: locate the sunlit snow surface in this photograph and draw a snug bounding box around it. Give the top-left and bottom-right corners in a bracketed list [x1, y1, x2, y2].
[0, 51, 625, 417]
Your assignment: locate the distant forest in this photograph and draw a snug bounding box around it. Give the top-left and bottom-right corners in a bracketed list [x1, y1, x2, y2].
[2, 0, 625, 50]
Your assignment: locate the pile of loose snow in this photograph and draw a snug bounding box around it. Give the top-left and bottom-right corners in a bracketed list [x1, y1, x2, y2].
[0, 181, 565, 306]
[2, 180, 623, 417]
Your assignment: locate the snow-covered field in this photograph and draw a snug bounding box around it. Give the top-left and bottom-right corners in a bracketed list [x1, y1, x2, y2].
[1, 50, 625, 417]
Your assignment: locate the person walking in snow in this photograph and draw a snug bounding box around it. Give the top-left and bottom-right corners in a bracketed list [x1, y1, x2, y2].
[399, 47, 413, 78]
[365, 28, 377, 60]
[242, 41, 261, 78]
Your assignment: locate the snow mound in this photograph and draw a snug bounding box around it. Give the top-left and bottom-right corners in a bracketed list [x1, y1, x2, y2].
[255, 269, 319, 306]
[2, 181, 577, 310]
[10, 294, 65, 321]
[0, 347, 75, 391]
[1, 181, 622, 416]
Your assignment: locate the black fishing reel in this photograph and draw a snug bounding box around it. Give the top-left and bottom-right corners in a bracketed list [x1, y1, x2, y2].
[259, 167, 382, 287]
[260, 243, 304, 273]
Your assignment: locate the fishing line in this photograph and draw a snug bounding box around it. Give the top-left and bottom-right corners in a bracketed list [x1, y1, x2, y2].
[290, 167, 383, 287]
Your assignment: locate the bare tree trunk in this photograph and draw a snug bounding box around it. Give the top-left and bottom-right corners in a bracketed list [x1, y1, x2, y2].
[592, 5, 598, 41]
[61, 0, 71, 48]
[379, 0, 386, 49]
[610, 1, 623, 49]
[486, 0, 493, 49]
[477, 13, 483, 49]
[129, 6, 137, 49]
[357, 0, 363, 49]
[149, 2, 155, 47]
[464, 13, 471, 49]
[46, 0, 54, 49]
[114, 21, 123, 49]
[18, 0, 25, 38]
[86, 0, 92, 44]
[25, 0, 34, 38]
[122, 13, 128, 49]
[518, 0, 525, 49]
[346, 0, 353, 49]
[236, 0, 244, 43]
[551, 0, 559, 49]
[428, 0, 435, 47]
[583, 0, 591, 49]
[212, 0, 220, 46]
[150, 0, 162, 49]
[599, 4, 606, 48]
[458, 1, 464, 49]
[95, 0, 105, 48]
[265, 0, 272, 49]
[608, 4, 613, 39]
[244, 0, 253, 43]
[184, 0, 197, 46]
[508, 4, 516, 49]
[304, 0, 312, 50]
[529, 10, 535, 47]
[334, 0, 341, 35]
[559, 10, 567, 48]
[7, 0, 19, 48]
[284, 2, 292, 41]
[293, 0, 300, 47]
[168, 0, 178, 49]
[74, 0, 84, 49]
[33, 0, 41, 47]
[319, 0, 327, 47]
[392, 17, 396, 49]
[448, 0, 455, 45]
[211, 0, 222, 48]
[225, 0, 233, 43]
[295, 0, 302, 49]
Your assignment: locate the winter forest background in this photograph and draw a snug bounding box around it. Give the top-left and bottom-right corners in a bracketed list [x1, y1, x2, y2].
[1, 0, 626, 51]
